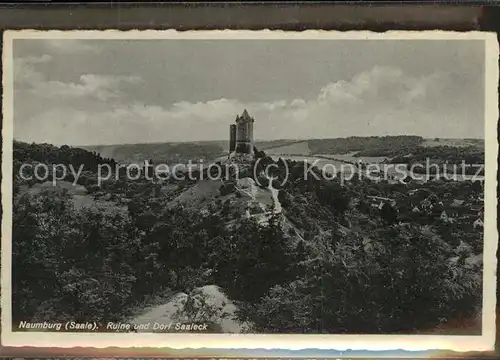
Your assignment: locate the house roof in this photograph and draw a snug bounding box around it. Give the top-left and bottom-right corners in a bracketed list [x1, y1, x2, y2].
[449, 199, 465, 207]
[448, 207, 477, 216]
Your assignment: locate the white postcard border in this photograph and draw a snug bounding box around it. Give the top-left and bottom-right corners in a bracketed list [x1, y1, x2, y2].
[1, 29, 498, 352]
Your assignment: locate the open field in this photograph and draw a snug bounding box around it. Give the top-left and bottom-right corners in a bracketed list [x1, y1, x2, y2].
[19, 181, 127, 214]
[421, 138, 484, 149]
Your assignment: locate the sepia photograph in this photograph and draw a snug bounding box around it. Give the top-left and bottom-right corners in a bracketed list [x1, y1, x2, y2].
[1, 30, 498, 351]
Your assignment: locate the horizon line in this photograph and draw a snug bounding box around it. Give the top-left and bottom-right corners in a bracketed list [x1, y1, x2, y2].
[13, 135, 486, 149]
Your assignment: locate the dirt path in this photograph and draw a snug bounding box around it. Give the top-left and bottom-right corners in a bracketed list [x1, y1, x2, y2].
[129, 285, 245, 333]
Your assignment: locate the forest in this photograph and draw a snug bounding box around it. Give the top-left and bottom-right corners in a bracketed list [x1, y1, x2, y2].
[11, 141, 483, 334]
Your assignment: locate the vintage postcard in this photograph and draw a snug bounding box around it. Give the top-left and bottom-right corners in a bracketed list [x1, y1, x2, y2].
[1, 30, 498, 352]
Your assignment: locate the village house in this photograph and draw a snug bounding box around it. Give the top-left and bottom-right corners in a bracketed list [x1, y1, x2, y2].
[473, 217, 484, 229]
[470, 204, 483, 213]
[367, 195, 396, 208]
[448, 199, 465, 208]
[440, 210, 456, 224]
[442, 207, 478, 227]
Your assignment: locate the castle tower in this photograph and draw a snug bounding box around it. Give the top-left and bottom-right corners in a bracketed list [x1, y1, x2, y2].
[229, 124, 237, 155]
[235, 109, 254, 155]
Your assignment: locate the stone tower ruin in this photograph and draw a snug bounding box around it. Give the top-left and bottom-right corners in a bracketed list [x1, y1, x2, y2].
[229, 124, 237, 154]
[235, 109, 254, 154]
[227, 109, 255, 161]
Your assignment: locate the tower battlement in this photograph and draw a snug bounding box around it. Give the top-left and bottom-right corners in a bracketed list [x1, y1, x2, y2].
[228, 109, 254, 160]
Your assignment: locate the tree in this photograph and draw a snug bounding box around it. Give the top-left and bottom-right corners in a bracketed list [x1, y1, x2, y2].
[315, 182, 350, 214]
[12, 188, 140, 323]
[380, 203, 398, 224]
[239, 220, 480, 335]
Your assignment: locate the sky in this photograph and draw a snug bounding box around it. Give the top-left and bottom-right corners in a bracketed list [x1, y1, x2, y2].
[12, 38, 485, 146]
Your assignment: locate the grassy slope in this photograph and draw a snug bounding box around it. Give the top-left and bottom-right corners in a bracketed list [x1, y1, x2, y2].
[18, 181, 127, 214]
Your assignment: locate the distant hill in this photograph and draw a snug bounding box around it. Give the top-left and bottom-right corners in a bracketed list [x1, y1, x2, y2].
[79, 136, 484, 165]
[263, 141, 312, 156]
[81, 139, 305, 164]
[80, 141, 228, 164]
[420, 138, 485, 149]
